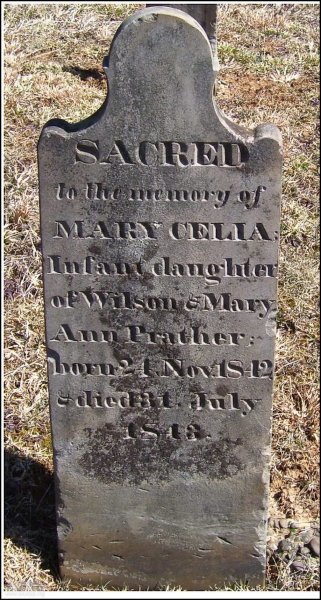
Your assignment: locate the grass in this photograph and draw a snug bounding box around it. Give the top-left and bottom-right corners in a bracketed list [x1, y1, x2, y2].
[3, 2, 320, 592]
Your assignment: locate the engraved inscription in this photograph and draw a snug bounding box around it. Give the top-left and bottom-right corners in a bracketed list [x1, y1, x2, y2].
[49, 324, 259, 347]
[170, 222, 274, 241]
[54, 220, 162, 239]
[52, 220, 274, 241]
[74, 140, 249, 166]
[47, 255, 277, 283]
[56, 390, 261, 416]
[48, 352, 272, 379]
[50, 290, 275, 317]
[124, 422, 204, 440]
[56, 182, 266, 209]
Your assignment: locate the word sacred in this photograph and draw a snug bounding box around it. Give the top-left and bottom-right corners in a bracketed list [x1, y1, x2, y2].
[75, 140, 248, 167]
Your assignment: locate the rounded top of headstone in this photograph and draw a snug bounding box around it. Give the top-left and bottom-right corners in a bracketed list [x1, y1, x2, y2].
[39, 5, 281, 149]
[108, 6, 213, 67]
[102, 6, 221, 138]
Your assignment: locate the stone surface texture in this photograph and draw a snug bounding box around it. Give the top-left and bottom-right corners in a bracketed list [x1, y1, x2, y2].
[146, 3, 219, 74]
[38, 7, 282, 590]
[146, 4, 218, 49]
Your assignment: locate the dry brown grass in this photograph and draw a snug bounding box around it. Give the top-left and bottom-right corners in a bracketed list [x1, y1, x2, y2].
[3, 2, 320, 592]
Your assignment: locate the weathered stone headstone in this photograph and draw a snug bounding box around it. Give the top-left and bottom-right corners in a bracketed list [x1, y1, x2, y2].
[38, 7, 282, 589]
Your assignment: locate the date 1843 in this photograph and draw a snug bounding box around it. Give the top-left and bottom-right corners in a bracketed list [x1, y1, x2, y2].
[124, 422, 204, 440]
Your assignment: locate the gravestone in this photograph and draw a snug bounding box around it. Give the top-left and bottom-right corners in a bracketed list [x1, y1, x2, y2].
[38, 6, 282, 590]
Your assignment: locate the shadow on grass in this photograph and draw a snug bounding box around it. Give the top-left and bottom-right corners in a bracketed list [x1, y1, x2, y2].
[62, 65, 105, 81]
[4, 448, 59, 580]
